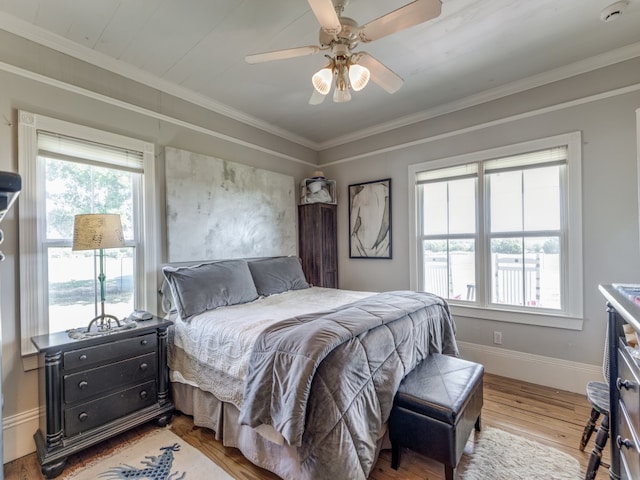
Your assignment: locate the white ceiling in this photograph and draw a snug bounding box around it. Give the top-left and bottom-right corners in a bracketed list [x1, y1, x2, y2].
[0, 0, 639, 149]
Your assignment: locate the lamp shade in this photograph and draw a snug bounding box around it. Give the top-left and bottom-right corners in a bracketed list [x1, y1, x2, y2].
[72, 213, 125, 251]
[348, 64, 370, 92]
[333, 87, 352, 103]
[312, 67, 333, 95]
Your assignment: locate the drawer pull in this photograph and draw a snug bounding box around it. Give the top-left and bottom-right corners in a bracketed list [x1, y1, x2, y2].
[617, 435, 634, 450]
[78, 412, 89, 422]
[139, 363, 148, 371]
[78, 380, 88, 390]
[140, 339, 148, 346]
[140, 390, 148, 400]
[79, 354, 87, 361]
[616, 378, 635, 391]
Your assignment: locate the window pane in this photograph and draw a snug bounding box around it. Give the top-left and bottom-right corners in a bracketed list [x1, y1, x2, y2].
[451, 240, 476, 301]
[490, 239, 526, 306]
[45, 157, 135, 240]
[526, 237, 561, 310]
[422, 240, 475, 301]
[523, 166, 560, 231]
[422, 177, 476, 235]
[48, 247, 135, 334]
[489, 171, 523, 232]
[422, 183, 447, 235]
[423, 241, 449, 297]
[449, 178, 476, 234]
[44, 156, 138, 334]
[490, 237, 560, 310]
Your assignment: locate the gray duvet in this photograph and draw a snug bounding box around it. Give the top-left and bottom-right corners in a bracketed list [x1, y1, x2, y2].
[239, 290, 458, 479]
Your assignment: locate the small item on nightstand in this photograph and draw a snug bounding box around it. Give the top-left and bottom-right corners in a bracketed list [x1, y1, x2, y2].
[128, 310, 153, 321]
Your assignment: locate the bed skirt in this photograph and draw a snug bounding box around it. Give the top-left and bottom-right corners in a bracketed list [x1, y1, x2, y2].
[171, 381, 389, 479]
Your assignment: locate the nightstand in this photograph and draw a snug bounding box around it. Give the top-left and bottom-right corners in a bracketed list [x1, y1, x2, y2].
[31, 316, 174, 479]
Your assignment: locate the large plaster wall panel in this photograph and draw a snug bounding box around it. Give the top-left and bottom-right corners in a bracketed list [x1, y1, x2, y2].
[165, 146, 296, 262]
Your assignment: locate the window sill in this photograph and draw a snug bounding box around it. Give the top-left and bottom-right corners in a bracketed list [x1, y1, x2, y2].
[449, 303, 584, 330]
[22, 353, 39, 372]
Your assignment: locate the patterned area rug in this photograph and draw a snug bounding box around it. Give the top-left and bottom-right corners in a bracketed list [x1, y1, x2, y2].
[461, 427, 582, 480]
[61, 428, 234, 480]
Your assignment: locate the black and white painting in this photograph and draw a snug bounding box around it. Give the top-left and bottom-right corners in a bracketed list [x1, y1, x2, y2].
[348, 178, 391, 259]
[165, 147, 296, 262]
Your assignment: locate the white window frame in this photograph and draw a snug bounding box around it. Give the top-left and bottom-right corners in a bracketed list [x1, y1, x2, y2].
[408, 132, 583, 330]
[18, 110, 158, 358]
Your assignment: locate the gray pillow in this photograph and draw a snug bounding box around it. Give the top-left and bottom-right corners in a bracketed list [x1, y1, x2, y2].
[248, 256, 310, 296]
[162, 259, 259, 320]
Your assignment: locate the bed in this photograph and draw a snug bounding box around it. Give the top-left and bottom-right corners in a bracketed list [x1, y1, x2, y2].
[161, 256, 458, 480]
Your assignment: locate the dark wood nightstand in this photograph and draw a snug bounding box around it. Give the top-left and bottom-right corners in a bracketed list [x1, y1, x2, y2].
[31, 316, 175, 479]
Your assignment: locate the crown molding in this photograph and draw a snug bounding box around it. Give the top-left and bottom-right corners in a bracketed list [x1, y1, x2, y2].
[2, 10, 639, 153]
[317, 41, 640, 150]
[1, 60, 316, 167]
[0, 12, 320, 151]
[320, 82, 640, 166]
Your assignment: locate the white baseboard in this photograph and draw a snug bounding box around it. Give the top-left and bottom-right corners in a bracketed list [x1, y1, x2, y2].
[2, 344, 600, 464]
[3, 407, 38, 464]
[458, 341, 602, 394]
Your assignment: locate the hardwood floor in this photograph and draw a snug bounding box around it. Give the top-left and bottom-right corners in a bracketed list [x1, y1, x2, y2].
[5, 373, 609, 480]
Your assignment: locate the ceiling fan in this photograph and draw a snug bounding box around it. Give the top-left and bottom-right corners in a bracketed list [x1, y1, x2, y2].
[245, 0, 442, 104]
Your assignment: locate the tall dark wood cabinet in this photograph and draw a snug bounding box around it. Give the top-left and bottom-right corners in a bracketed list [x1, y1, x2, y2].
[298, 203, 338, 288]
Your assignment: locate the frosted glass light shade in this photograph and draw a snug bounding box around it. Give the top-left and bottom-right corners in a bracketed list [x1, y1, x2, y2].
[312, 67, 333, 95]
[348, 64, 370, 91]
[333, 87, 351, 103]
[72, 213, 125, 251]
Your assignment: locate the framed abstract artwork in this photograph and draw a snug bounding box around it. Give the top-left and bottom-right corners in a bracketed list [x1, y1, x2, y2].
[348, 178, 392, 259]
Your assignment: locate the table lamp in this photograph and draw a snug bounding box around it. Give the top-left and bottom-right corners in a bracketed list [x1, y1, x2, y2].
[72, 213, 125, 332]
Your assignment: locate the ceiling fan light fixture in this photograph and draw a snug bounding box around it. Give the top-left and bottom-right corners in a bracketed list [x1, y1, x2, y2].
[333, 87, 351, 103]
[348, 63, 370, 92]
[312, 67, 333, 95]
[246, 0, 444, 105]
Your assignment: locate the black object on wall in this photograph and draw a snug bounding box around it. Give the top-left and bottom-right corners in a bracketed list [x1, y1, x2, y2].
[0, 171, 21, 221]
[0, 170, 20, 480]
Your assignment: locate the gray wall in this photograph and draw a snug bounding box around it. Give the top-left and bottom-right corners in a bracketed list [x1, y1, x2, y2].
[321, 58, 640, 368]
[0, 32, 317, 425]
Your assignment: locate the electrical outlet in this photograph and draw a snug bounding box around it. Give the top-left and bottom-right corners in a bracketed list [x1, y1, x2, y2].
[493, 331, 502, 345]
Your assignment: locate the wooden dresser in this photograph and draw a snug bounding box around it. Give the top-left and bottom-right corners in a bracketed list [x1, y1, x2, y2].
[600, 284, 640, 480]
[31, 317, 174, 478]
[298, 203, 338, 288]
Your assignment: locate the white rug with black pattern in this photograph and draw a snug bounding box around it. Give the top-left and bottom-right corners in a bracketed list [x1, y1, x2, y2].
[61, 428, 233, 480]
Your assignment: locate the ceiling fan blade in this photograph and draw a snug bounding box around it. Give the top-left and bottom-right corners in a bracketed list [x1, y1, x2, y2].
[356, 53, 403, 94]
[309, 89, 327, 105]
[359, 0, 442, 43]
[245, 45, 320, 64]
[308, 0, 342, 36]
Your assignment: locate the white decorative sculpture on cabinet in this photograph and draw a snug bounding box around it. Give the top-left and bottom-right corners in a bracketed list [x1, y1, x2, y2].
[300, 170, 336, 205]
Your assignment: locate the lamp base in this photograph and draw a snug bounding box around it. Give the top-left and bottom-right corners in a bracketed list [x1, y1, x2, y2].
[68, 317, 136, 340]
[86, 313, 122, 333]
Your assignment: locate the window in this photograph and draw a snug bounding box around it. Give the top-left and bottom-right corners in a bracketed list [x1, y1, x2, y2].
[409, 133, 583, 329]
[18, 111, 157, 357]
